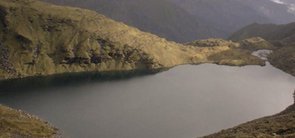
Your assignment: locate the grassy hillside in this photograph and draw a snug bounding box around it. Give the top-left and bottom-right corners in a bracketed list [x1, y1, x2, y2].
[0, 0, 264, 80]
[0, 105, 58, 137]
[0, 0, 196, 79]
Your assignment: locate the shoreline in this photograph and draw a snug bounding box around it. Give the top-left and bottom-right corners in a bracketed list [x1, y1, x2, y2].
[0, 62, 294, 137]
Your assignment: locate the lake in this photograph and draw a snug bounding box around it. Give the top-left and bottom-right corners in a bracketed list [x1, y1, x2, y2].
[0, 63, 294, 138]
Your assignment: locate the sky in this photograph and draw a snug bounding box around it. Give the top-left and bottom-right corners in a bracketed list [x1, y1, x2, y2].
[270, 0, 295, 14]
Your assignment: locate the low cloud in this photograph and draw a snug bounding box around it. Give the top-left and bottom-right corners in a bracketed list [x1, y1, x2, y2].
[270, 0, 295, 14]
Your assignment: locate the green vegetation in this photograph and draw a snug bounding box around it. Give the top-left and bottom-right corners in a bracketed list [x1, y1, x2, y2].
[187, 38, 268, 66]
[0, 105, 58, 137]
[0, 0, 265, 81]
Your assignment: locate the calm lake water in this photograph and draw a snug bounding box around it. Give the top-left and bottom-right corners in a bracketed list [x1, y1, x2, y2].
[0, 63, 294, 138]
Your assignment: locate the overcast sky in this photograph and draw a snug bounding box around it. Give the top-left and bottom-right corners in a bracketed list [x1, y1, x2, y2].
[270, 0, 295, 14]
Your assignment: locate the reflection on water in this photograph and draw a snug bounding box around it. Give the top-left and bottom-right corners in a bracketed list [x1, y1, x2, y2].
[0, 63, 294, 138]
[0, 69, 162, 93]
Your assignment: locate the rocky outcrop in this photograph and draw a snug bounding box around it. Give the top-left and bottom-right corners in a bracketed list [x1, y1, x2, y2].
[239, 37, 275, 51]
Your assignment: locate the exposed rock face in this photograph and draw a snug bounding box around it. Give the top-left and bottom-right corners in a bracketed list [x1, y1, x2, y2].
[0, 43, 15, 75]
[187, 38, 238, 48]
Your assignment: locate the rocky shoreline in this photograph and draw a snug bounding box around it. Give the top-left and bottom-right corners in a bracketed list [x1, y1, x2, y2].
[204, 91, 295, 138]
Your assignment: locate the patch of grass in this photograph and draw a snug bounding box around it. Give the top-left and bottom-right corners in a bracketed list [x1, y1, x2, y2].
[0, 105, 58, 137]
[208, 48, 264, 66]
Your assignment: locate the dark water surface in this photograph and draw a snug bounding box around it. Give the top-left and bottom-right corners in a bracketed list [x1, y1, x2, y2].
[0, 63, 294, 138]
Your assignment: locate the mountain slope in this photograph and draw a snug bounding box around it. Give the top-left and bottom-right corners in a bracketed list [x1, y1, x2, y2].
[171, 0, 295, 38]
[42, 0, 215, 42]
[0, 0, 194, 79]
[0, 0, 265, 80]
[229, 22, 295, 45]
[44, 0, 295, 42]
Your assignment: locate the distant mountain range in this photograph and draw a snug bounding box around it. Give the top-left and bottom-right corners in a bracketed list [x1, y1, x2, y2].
[229, 22, 295, 46]
[171, 0, 295, 38]
[42, 0, 214, 42]
[43, 0, 295, 42]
